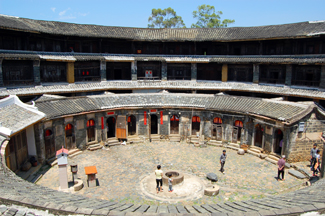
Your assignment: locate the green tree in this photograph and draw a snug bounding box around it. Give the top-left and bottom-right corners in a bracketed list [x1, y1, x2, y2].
[148, 7, 186, 28]
[191, 4, 235, 28]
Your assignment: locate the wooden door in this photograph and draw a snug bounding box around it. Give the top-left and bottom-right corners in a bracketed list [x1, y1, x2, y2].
[8, 139, 17, 172]
[212, 125, 217, 138]
[232, 127, 238, 143]
[116, 115, 127, 139]
[45, 129, 55, 159]
[107, 117, 116, 138]
[17, 131, 28, 168]
[255, 124, 263, 147]
[216, 125, 222, 141]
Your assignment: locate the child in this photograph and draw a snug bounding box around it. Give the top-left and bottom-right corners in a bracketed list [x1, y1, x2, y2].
[168, 173, 173, 192]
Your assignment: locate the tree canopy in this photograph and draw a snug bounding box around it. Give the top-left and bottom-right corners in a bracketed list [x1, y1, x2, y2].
[191, 4, 235, 28]
[148, 7, 186, 28]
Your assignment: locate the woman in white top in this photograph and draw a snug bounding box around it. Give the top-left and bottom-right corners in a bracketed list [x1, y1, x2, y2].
[313, 149, 321, 176]
[155, 165, 163, 193]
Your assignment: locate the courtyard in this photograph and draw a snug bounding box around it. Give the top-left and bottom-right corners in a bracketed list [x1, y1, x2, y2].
[36, 141, 308, 206]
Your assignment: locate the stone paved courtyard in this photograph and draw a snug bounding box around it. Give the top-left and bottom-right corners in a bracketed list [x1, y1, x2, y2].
[36, 141, 307, 206]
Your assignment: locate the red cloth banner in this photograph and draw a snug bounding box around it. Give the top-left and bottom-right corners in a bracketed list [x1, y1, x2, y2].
[101, 117, 104, 129]
[235, 120, 243, 128]
[160, 111, 163, 124]
[107, 112, 115, 115]
[144, 111, 147, 125]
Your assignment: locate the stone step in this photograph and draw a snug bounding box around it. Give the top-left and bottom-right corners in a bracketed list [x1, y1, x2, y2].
[227, 145, 239, 151]
[267, 154, 280, 161]
[170, 136, 181, 142]
[106, 139, 119, 144]
[270, 152, 282, 158]
[46, 156, 56, 166]
[209, 140, 222, 144]
[265, 157, 278, 165]
[250, 146, 264, 152]
[208, 142, 222, 147]
[88, 145, 102, 151]
[228, 143, 240, 148]
[247, 150, 260, 158]
[68, 148, 80, 155]
[249, 148, 261, 154]
[69, 151, 82, 158]
[108, 142, 120, 147]
[87, 143, 101, 149]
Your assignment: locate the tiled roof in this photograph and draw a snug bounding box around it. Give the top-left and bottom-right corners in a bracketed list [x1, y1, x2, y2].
[35, 93, 313, 124]
[1, 80, 325, 100]
[0, 96, 45, 136]
[0, 104, 44, 135]
[1, 15, 325, 41]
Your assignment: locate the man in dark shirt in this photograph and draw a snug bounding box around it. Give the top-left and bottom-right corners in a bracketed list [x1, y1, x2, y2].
[310, 143, 318, 168]
[220, 150, 227, 174]
[277, 155, 286, 181]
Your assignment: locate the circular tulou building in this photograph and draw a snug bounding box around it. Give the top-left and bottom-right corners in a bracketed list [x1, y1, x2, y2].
[0, 14, 325, 215]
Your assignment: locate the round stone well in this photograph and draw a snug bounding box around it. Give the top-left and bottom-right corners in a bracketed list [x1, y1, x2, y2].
[162, 170, 184, 185]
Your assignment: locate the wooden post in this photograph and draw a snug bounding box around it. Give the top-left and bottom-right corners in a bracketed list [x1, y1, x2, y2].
[66, 62, 75, 83]
[148, 113, 151, 142]
[222, 64, 228, 82]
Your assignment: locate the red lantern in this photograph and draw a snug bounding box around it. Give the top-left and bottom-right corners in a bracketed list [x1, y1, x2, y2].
[192, 116, 196, 122]
[65, 124, 72, 131]
[87, 71, 89, 75]
[82, 71, 85, 75]
[197, 117, 200, 123]
[45, 129, 52, 137]
[127, 116, 131, 123]
[235, 120, 243, 128]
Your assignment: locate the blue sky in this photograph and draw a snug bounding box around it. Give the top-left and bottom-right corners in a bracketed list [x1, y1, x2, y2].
[0, 0, 324, 28]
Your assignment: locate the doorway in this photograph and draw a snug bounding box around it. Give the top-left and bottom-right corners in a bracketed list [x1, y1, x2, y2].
[65, 123, 76, 149]
[107, 117, 116, 138]
[212, 117, 222, 141]
[254, 124, 263, 148]
[128, 115, 136, 136]
[192, 116, 200, 135]
[87, 119, 96, 142]
[232, 120, 243, 143]
[274, 129, 283, 154]
[45, 129, 55, 159]
[151, 114, 158, 134]
[170, 115, 179, 134]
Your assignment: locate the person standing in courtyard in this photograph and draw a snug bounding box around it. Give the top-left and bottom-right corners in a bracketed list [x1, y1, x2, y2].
[313, 149, 321, 176]
[155, 165, 163, 193]
[220, 150, 227, 174]
[310, 143, 318, 168]
[168, 173, 173, 192]
[277, 155, 286, 181]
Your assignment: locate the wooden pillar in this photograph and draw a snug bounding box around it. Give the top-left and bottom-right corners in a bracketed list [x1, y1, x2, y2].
[66, 62, 75, 83]
[222, 64, 228, 82]
[161, 61, 167, 81]
[33, 60, 41, 85]
[131, 61, 137, 81]
[285, 64, 292, 86]
[0, 58, 3, 87]
[191, 63, 197, 81]
[319, 65, 325, 89]
[253, 64, 260, 84]
[100, 60, 106, 81]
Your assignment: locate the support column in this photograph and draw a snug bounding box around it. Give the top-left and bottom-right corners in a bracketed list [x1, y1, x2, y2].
[100, 60, 106, 81]
[0, 58, 3, 87]
[33, 60, 41, 85]
[66, 62, 75, 83]
[319, 65, 325, 89]
[222, 64, 228, 82]
[191, 63, 197, 81]
[253, 64, 260, 84]
[285, 64, 292, 86]
[161, 62, 167, 81]
[131, 61, 137, 81]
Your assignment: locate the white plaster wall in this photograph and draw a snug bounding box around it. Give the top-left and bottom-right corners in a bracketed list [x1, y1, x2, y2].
[26, 125, 37, 156]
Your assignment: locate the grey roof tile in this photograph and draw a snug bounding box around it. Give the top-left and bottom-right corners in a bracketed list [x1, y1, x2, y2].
[1, 15, 325, 41]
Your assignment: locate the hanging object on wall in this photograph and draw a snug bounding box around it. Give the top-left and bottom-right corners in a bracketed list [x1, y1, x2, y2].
[101, 117, 104, 130]
[144, 111, 147, 125]
[160, 111, 163, 125]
